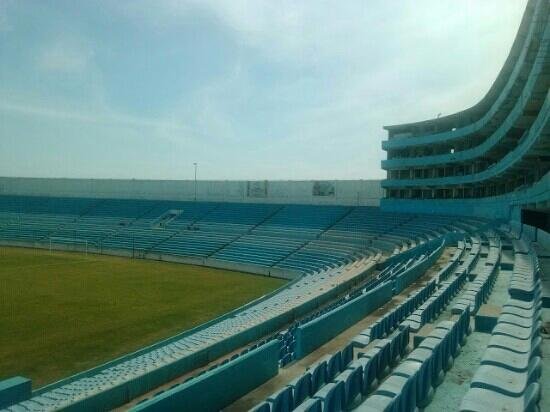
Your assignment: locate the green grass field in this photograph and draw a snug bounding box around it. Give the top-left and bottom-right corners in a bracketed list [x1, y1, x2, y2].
[0, 246, 285, 387]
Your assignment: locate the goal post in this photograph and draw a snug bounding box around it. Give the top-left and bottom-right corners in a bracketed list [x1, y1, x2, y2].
[48, 237, 89, 255]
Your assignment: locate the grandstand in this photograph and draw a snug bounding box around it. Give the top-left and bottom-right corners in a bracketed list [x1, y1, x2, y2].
[0, 1, 548, 412]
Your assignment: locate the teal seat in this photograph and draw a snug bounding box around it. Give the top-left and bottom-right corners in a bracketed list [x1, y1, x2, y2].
[267, 386, 294, 412]
[460, 383, 540, 412]
[287, 372, 312, 407]
[313, 381, 345, 412]
[334, 366, 362, 409]
[293, 397, 322, 412]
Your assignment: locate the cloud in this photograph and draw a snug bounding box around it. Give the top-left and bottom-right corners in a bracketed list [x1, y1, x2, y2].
[0, 0, 530, 180]
[37, 38, 94, 73]
[0, 99, 223, 148]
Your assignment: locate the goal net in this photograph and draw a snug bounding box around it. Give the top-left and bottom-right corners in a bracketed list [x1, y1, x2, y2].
[48, 237, 90, 255]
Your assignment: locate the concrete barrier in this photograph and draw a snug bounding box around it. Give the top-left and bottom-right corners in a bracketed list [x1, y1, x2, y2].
[294, 281, 394, 359]
[393, 242, 445, 294]
[131, 340, 279, 412]
[0, 377, 32, 409]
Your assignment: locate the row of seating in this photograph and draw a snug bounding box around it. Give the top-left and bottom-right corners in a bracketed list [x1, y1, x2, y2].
[451, 234, 500, 316]
[0, 195, 97, 215]
[212, 235, 305, 267]
[255, 233, 492, 412]
[358, 308, 470, 411]
[438, 243, 465, 283]
[251, 325, 410, 412]
[277, 249, 437, 364]
[351, 280, 437, 348]
[364, 238, 462, 343]
[249, 237, 465, 410]
[275, 240, 368, 274]
[459, 238, 543, 412]
[401, 242, 474, 333]
[99, 228, 175, 252]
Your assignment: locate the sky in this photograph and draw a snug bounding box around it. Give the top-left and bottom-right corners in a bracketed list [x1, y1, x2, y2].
[0, 0, 528, 181]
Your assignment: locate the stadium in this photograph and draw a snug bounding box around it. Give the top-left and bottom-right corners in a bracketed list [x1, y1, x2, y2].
[0, 1, 548, 411]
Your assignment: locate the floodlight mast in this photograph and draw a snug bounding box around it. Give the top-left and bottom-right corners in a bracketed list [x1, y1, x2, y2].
[193, 162, 198, 225]
[194, 163, 197, 202]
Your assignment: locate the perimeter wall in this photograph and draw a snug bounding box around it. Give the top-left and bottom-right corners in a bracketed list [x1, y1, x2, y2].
[0, 177, 382, 206]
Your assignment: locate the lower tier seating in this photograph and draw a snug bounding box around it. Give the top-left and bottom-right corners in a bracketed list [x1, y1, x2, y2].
[240, 228, 544, 412]
[460, 237, 543, 412]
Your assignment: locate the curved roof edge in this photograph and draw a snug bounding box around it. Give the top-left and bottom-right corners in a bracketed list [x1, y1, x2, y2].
[383, 0, 536, 134]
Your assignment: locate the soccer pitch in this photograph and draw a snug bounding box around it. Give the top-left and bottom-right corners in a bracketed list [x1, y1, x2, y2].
[0, 246, 285, 387]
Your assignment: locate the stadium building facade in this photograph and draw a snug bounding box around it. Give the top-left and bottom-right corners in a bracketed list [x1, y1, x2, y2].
[381, 0, 549, 222]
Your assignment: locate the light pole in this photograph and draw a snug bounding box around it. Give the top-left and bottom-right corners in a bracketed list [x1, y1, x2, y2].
[193, 162, 198, 225]
[193, 162, 198, 202]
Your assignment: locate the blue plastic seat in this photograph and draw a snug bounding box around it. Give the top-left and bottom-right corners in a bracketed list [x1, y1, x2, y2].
[498, 313, 534, 329]
[501, 304, 541, 320]
[492, 320, 541, 341]
[287, 372, 312, 407]
[341, 343, 354, 369]
[407, 347, 437, 395]
[293, 397, 322, 412]
[310, 361, 327, 393]
[334, 365, 362, 409]
[267, 386, 294, 412]
[417, 337, 445, 386]
[480, 347, 531, 373]
[327, 352, 342, 381]
[371, 340, 392, 379]
[488, 332, 542, 357]
[249, 401, 271, 412]
[351, 334, 371, 349]
[313, 381, 345, 412]
[357, 356, 377, 394]
[354, 394, 398, 412]
[393, 359, 432, 408]
[460, 383, 540, 412]
[470, 356, 541, 397]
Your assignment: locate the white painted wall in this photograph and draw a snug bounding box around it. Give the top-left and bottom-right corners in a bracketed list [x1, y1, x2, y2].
[0, 177, 383, 206]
